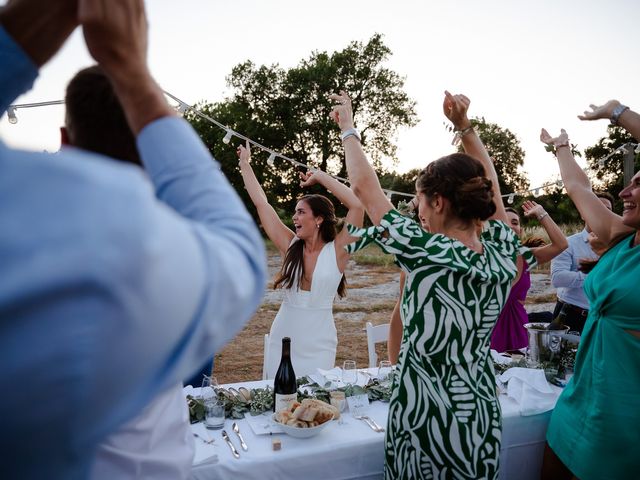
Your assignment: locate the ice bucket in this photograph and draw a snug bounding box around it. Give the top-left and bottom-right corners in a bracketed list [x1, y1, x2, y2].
[523, 323, 570, 366]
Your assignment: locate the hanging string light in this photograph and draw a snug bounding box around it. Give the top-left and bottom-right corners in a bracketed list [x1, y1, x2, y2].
[507, 193, 515, 204]
[222, 129, 234, 144]
[267, 152, 276, 167]
[7, 106, 18, 124]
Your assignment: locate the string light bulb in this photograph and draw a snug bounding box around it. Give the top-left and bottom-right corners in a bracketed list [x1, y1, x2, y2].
[176, 102, 189, 116]
[7, 106, 17, 124]
[386, 191, 393, 200]
[267, 152, 276, 167]
[598, 158, 605, 168]
[534, 188, 540, 196]
[222, 129, 233, 144]
[507, 193, 515, 204]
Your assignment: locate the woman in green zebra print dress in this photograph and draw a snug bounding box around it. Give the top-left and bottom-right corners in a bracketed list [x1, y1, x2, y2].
[331, 91, 534, 479]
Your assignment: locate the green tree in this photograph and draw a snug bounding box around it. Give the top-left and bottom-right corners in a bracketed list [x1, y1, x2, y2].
[187, 34, 417, 222]
[457, 117, 530, 195]
[584, 125, 639, 201]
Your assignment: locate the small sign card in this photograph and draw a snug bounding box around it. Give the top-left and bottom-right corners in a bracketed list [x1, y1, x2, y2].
[346, 394, 370, 416]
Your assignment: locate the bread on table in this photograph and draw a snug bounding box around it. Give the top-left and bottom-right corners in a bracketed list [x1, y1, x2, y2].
[274, 397, 339, 428]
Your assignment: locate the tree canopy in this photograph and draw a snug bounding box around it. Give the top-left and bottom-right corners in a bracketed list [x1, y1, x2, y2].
[187, 34, 417, 223]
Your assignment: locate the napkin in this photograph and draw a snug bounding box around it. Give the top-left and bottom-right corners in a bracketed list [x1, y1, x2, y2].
[490, 349, 512, 365]
[498, 367, 560, 416]
[309, 367, 343, 388]
[244, 411, 284, 435]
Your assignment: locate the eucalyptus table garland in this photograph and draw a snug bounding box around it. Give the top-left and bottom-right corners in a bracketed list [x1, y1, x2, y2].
[188, 374, 396, 423]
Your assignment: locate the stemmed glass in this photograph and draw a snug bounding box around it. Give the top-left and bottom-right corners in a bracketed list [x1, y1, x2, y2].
[201, 375, 219, 400]
[342, 360, 357, 385]
[377, 360, 393, 386]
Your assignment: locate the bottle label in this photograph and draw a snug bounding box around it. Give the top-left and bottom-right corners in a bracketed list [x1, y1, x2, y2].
[274, 393, 297, 413]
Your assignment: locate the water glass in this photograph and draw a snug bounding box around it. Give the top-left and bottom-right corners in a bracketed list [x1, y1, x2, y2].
[342, 360, 357, 384]
[204, 397, 225, 430]
[377, 360, 393, 385]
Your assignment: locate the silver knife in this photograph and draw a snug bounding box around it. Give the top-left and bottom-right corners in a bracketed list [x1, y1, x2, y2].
[221, 430, 240, 459]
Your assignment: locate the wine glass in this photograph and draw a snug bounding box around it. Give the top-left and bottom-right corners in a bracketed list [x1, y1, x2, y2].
[342, 360, 357, 385]
[201, 375, 219, 400]
[377, 360, 393, 386]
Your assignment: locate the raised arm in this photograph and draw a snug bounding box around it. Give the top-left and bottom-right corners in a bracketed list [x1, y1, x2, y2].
[330, 91, 393, 225]
[540, 128, 632, 244]
[237, 142, 294, 255]
[521, 200, 568, 264]
[299, 170, 364, 265]
[443, 91, 508, 224]
[579, 100, 640, 141]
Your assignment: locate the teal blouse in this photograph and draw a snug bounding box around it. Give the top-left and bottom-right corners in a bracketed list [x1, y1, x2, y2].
[546, 233, 640, 479]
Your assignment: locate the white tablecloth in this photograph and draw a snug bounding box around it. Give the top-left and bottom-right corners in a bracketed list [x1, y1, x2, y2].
[189, 375, 560, 480]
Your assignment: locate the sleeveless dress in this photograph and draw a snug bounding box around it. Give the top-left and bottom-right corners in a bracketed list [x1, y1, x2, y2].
[546, 234, 640, 479]
[347, 210, 535, 480]
[490, 270, 530, 352]
[265, 240, 343, 379]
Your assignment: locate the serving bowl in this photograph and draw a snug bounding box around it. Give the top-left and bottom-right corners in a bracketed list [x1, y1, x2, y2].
[272, 413, 334, 439]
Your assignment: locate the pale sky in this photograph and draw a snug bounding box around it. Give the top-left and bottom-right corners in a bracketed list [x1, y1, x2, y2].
[2, 0, 639, 192]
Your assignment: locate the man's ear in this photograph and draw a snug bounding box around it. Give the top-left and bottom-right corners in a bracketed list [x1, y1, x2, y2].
[60, 126, 70, 146]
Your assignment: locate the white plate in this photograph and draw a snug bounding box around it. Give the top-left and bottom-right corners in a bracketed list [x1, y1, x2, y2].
[271, 413, 334, 439]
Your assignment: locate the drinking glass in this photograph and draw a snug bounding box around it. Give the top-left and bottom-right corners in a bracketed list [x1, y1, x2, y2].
[377, 360, 393, 385]
[342, 360, 357, 384]
[204, 397, 225, 430]
[201, 375, 219, 400]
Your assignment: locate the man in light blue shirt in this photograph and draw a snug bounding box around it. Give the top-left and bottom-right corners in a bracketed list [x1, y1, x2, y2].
[0, 1, 266, 479]
[550, 193, 613, 332]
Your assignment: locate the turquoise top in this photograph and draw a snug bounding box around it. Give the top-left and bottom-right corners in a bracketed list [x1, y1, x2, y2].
[546, 233, 640, 479]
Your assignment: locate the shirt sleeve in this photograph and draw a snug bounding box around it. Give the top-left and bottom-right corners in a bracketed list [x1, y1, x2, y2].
[345, 209, 438, 271]
[0, 26, 39, 113]
[550, 247, 585, 288]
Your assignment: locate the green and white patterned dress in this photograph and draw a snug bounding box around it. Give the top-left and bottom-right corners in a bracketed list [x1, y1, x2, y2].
[347, 210, 535, 480]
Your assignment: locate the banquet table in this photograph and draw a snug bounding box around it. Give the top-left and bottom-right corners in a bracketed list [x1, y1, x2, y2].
[188, 371, 561, 480]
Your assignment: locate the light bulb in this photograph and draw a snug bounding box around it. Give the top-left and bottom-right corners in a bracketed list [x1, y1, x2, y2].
[598, 158, 605, 168]
[7, 106, 17, 124]
[176, 103, 188, 116]
[267, 152, 276, 167]
[222, 130, 233, 144]
[507, 194, 515, 204]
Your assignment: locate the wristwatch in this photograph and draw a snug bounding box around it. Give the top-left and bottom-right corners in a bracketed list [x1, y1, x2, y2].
[610, 104, 629, 126]
[341, 128, 361, 143]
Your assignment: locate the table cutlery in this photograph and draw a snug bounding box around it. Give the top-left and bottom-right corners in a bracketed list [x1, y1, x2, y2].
[221, 430, 240, 458]
[353, 415, 384, 433]
[232, 422, 249, 451]
[366, 416, 385, 432]
[193, 432, 215, 444]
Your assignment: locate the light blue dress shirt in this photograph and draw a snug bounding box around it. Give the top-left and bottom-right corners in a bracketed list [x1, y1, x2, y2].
[0, 27, 266, 479]
[550, 229, 597, 309]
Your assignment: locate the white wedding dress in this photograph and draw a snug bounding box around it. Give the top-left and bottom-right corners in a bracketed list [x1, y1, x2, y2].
[265, 240, 343, 379]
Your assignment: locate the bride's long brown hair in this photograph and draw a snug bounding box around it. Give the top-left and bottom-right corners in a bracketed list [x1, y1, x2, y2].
[273, 194, 347, 297]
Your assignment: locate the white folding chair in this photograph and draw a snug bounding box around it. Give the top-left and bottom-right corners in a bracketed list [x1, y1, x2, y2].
[366, 322, 390, 368]
[262, 333, 270, 380]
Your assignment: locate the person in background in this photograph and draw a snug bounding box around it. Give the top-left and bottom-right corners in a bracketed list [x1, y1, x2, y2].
[62, 65, 195, 480]
[490, 202, 567, 352]
[237, 141, 363, 378]
[539, 98, 640, 479]
[0, 1, 266, 479]
[550, 191, 613, 333]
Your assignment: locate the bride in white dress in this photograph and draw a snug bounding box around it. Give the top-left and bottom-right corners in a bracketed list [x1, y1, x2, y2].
[238, 142, 363, 378]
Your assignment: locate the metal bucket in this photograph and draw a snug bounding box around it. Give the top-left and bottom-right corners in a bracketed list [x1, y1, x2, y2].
[523, 323, 570, 365]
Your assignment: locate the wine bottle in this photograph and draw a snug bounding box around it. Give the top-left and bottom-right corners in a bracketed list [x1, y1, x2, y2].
[273, 337, 297, 413]
[547, 303, 569, 330]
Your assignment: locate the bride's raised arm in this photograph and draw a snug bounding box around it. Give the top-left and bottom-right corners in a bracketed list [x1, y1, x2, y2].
[238, 141, 294, 255]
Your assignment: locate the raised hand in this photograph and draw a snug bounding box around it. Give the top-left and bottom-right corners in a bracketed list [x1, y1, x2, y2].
[329, 91, 355, 132]
[578, 100, 621, 121]
[237, 140, 251, 165]
[79, 0, 148, 82]
[299, 170, 321, 188]
[540, 128, 569, 147]
[522, 200, 545, 220]
[443, 91, 471, 130]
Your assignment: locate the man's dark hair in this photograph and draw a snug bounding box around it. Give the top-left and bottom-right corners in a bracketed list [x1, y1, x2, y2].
[64, 66, 141, 166]
[594, 191, 615, 206]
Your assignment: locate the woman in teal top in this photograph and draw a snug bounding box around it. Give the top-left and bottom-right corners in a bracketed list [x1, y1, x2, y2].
[540, 99, 640, 480]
